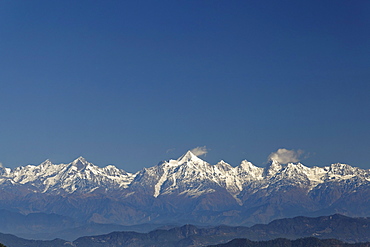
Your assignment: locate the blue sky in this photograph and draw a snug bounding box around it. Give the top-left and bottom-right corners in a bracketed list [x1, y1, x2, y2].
[0, 0, 369, 171]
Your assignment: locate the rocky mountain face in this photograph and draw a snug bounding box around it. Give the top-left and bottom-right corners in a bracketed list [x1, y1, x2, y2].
[0, 151, 370, 231]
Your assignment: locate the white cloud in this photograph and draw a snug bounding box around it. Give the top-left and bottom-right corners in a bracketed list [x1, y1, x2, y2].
[268, 148, 304, 164]
[166, 148, 176, 154]
[190, 146, 208, 157]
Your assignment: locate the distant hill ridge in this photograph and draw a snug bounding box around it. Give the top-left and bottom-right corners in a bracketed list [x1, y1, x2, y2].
[0, 214, 370, 246]
[209, 237, 370, 247]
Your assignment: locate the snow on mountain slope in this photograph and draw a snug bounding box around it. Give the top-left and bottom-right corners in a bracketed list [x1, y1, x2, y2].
[130, 150, 250, 199]
[128, 151, 370, 201]
[0, 157, 135, 193]
[0, 151, 369, 198]
[1, 151, 370, 227]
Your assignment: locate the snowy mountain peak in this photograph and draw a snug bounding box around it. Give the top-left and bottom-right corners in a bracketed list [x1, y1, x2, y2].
[238, 160, 261, 172]
[177, 150, 204, 164]
[265, 159, 283, 177]
[72, 156, 88, 164]
[215, 160, 233, 171]
[40, 159, 53, 166]
[71, 156, 90, 170]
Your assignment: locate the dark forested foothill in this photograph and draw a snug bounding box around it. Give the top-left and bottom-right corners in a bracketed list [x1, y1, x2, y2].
[209, 237, 370, 247]
[1, 215, 370, 247]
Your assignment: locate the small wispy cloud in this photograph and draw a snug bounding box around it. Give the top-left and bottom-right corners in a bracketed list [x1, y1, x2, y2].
[190, 146, 208, 157]
[268, 148, 304, 164]
[166, 148, 176, 154]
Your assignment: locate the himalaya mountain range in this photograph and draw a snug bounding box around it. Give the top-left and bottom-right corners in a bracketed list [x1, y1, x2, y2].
[1, 150, 370, 240]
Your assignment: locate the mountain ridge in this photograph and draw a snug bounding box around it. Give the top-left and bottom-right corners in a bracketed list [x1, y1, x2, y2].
[0, 150, 370, 235]
[1, 150, 368, 196]
[1, 214, 370, 247]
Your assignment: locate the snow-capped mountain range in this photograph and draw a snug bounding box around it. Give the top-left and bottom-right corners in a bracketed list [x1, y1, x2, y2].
[0, 150, 370, 227]
[0, 156, 134, 193]
[1, 150, 368, 196]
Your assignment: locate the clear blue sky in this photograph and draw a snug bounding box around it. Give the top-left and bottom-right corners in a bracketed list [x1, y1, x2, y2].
[0, 0, 369, 171]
